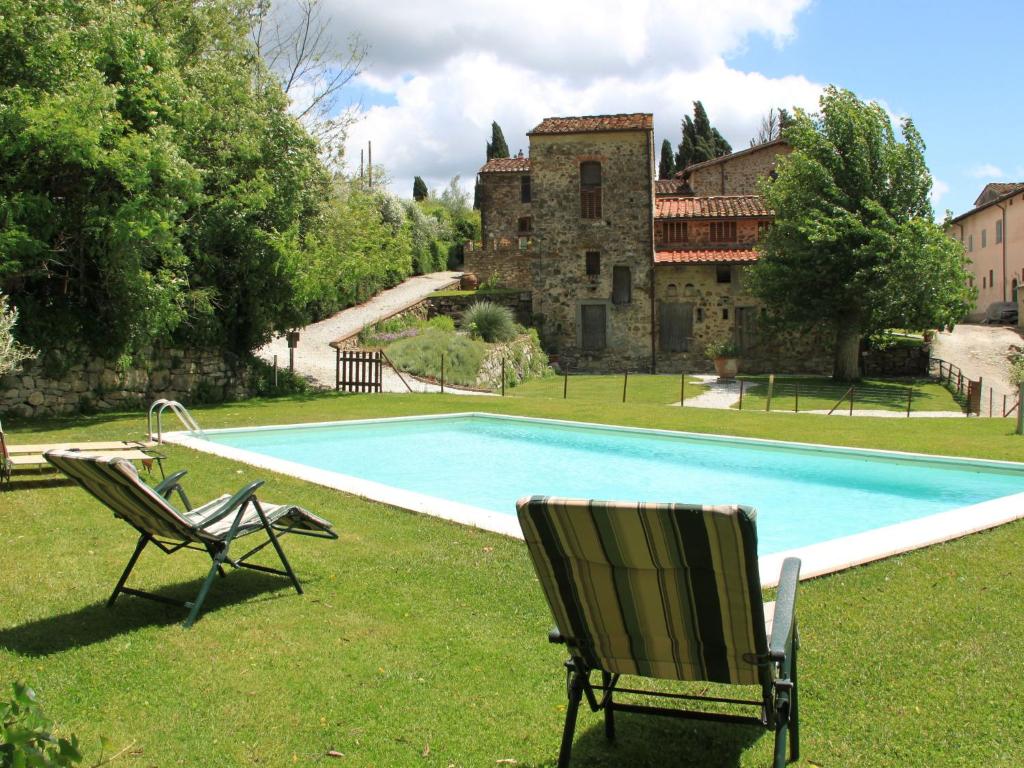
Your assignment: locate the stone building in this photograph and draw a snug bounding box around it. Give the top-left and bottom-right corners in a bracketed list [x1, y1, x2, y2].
[467, 114, 826, 373]
[948, 182, 1024, 322]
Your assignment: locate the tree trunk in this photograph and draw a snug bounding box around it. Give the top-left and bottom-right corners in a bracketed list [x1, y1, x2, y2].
[833, 321, 862, 382]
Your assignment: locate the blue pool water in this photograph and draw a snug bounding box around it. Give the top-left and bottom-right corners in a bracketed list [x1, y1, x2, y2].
[201, 414, 1024, 555]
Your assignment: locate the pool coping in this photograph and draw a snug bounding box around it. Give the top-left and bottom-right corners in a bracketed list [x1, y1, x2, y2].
[163, 412, 1024, 588]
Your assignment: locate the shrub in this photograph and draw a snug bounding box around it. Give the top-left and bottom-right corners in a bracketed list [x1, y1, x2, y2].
[1010, 355, 1024, 387]
[705, 339, 740, 359]
[422, 315, 455, 333]
[385, 329, 486, 387]
[0, 293, 35, 377]
[0, 681, 83, 767]
[462, 301, 516, 343]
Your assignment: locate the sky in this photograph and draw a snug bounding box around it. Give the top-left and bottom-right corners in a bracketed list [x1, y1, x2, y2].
[279, 0, 1023, 218]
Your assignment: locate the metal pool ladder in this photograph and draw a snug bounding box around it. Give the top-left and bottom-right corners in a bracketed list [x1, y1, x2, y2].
[148, 399, 204, 443]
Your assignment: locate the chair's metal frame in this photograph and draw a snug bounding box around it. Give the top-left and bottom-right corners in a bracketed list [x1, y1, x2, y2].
[550, 557, 801, 768]
[103, 469, 337, 628]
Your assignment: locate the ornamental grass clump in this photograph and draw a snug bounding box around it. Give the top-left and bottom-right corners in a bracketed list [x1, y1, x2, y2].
[462, 301, 516, 343]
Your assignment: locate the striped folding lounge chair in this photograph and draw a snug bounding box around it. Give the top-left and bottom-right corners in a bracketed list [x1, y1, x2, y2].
[517, 496, 801, 768]
[45, 449, 338, 628]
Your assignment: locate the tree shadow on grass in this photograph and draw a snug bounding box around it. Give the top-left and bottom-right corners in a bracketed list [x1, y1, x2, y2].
[0, 570, 297, 656]
[519, 711, 766, 768]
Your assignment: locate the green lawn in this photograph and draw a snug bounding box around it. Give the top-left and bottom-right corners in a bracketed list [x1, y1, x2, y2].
[511, 373, 708, 404]
[732, 375, 963, 413]
[2, 395, 1024, 766]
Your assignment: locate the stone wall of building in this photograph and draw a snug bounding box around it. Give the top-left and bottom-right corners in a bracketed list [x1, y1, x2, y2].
[0, 349, 252, 419]
[462, 242, 537, 291]
[530, 129, 655, 372]
[687, 142, 792, 196]
[652, 263, 833, 374]
[478, 170, 533, 246]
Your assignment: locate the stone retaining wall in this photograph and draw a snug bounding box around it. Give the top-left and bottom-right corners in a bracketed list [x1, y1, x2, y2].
[861, 344, 930, 377]
[0, 349, 251, 419]
[426, 292, 533, 327]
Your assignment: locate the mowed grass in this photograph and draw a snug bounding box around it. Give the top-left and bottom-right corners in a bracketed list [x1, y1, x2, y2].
[732, 375, 962, 413]
[512, 373, 708, 404]
[2, 394, 1024, 766]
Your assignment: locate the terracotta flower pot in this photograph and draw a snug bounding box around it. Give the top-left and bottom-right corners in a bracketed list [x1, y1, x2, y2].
[714, 356, 739, 379]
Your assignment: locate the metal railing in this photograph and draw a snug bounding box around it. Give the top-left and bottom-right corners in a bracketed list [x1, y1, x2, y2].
[147, 399, 204, 443]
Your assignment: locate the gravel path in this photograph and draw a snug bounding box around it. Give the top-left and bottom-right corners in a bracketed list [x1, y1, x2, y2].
[675, 375, 741, 408]
[256, 272, 471, 392]
[930, 324, 1023, 400]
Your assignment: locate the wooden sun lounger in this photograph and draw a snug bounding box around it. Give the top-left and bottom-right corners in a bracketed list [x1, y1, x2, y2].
[7, 439, 157, 455]
[1, 428, 164, 486]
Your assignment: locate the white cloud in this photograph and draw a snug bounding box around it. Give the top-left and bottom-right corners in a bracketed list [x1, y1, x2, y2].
[276, 0, 824, 196]
[969, 163, 1005, 179]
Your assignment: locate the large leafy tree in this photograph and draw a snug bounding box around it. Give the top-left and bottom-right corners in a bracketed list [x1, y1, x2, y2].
[675, 101, 731, 171]
[0, 0, 332, 360]
[750, 87, 974, 381]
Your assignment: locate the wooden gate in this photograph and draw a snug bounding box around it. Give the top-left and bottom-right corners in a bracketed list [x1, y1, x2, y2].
[966, 379, 982, 415]
[335, 350, 382, 393]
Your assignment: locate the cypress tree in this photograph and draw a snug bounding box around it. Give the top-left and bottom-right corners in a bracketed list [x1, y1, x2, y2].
[412, 176, 428, 201]
[675, 101, 731, 171]
[485, 121, 510, 160]
[658, 139, 676, 180]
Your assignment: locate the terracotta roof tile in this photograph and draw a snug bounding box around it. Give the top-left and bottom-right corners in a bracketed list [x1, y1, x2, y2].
[655, 249, 759, 265]
[479, 157, 531, 174]
[655, 179, 689, 195]
[528, 113, 653, 136]
[973, 182, 1024, 206]
[655, 195, 770, 219]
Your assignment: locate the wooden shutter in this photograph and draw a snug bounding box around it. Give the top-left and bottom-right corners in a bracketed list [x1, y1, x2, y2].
[580, 304, 607, 351]
[658, 302, 693, 353]
[735, 306, 760, 353]
[612, 266, 631, 305]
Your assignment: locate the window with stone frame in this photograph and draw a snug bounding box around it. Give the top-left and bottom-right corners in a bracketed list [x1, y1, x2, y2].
[517, 216, 533, 233]
[612, 266, 631, 305]
[521, 175, 531, 203]
[585, 251, 601, 276]
[710, 221, 737, 243]
[663, 220, 688, 244]
[580, 162, 602, 219]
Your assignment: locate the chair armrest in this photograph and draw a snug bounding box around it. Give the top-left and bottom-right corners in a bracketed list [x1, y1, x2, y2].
[192, 480, 266, 529]
[154, 470, 192, 510]
[769, 557, 801, 660]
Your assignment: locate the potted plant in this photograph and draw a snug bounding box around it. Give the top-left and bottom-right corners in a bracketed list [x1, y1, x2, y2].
[705, 339, 740, 379]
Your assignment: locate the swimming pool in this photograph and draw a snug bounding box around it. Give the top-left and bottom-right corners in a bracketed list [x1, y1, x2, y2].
[166, 413, 1024, 584]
